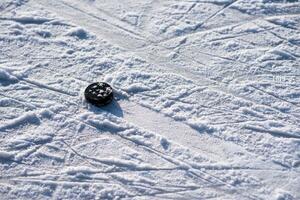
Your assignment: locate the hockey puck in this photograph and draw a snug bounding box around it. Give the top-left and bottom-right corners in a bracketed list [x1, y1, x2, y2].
[84, 82, 113, 107]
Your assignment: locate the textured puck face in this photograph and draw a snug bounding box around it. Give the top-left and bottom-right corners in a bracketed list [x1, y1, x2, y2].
[84, 82, 113, 107]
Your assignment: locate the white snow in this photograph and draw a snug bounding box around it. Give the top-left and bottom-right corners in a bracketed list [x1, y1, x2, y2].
[0, 68, 18, 83]
[0, 151, 15, 160]
[1, 0, 300, 199]
[65, 27, 90, 39]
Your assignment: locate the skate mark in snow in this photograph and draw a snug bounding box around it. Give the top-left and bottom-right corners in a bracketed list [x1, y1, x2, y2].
[0, 111, 40, 131]
[0, 17, 52, 25]
[244, 125, 300, 139]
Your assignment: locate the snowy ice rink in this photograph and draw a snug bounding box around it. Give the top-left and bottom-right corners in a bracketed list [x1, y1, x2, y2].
[0, 0, 300, 199]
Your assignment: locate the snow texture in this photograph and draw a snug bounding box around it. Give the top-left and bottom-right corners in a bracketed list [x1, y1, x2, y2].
[0, 0, 300, 199]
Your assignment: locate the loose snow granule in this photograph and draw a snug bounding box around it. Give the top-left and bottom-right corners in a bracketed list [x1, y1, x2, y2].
[274, 189, 294, 200]
[66, 27, 89, 39]
[0, 69, 18, 82]
[0, 151, 15, 160]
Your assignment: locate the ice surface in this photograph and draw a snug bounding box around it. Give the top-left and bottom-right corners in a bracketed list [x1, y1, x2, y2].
[0, 0, 300, 199]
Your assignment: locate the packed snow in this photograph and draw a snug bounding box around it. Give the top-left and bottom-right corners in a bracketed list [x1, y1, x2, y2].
[0, 0, 300, 199]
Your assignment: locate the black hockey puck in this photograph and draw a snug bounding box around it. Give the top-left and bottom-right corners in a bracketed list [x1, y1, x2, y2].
[84, 82, 113, 107]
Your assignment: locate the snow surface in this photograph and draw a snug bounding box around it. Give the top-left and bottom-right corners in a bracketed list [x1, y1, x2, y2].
[0, 0, 300, 199]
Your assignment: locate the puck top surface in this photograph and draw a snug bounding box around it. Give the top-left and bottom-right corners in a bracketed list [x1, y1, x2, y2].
[84, 82, 113, 106]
